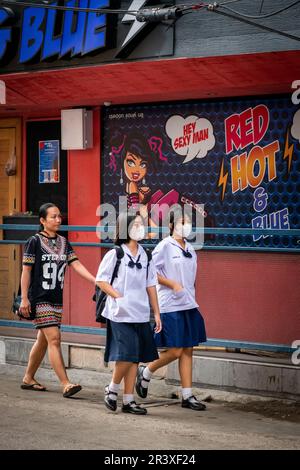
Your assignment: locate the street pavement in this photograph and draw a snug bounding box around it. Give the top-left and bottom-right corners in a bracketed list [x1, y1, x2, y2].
[0, 364, 299, 450]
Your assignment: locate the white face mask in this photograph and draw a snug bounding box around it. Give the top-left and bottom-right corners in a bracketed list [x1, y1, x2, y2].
[174, 222, 192, 239]
[129, 225, 145, 241]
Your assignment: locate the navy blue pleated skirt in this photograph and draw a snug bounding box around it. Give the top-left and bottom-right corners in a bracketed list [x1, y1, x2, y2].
[154, 308, 206, 348]
[104, 320, 159, 363]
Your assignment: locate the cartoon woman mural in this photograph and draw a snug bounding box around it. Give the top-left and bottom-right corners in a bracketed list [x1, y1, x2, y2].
[108, 131, 213, 239]
[109, 132, 179, 225]
[110, 132, 158, 205]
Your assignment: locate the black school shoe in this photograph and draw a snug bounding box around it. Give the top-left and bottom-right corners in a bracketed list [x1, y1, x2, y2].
[181, 395, 206, 411]
[135, 365, 150, 399]
[104, 385, 118, 411]
[122, 401, 148, 415]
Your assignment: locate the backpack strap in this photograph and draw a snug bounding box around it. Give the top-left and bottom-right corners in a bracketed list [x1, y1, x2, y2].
[110, 246, 124, 284]
[93, 246, 124, 302]
[144, 248, 152, 279]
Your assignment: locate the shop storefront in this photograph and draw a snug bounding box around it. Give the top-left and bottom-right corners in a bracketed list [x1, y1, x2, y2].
[0, 1, 300, 351]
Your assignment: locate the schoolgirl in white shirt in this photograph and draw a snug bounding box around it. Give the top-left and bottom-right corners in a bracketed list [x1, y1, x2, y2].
[96, 212, 162, 415]
[135, 210, 207, 411]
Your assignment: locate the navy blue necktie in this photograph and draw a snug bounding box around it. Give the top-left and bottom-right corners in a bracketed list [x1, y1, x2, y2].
[171, 243, 192, 258]
[127, 254, 142, 269]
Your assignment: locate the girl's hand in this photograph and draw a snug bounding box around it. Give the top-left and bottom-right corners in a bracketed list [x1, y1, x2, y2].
[173, 282, 183, 292]
[19, 298, 31, 318]
[154, 314, 162, 333]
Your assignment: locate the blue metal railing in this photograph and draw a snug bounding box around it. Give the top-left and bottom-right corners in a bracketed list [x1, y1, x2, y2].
[0, 223, 299, 252]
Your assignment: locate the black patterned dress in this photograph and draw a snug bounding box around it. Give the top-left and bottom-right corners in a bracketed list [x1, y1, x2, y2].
[23, 233, 78, 329]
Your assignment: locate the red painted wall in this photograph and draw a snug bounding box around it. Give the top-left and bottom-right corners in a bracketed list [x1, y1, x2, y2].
[196, 251, 300, 345]
[64, 108, 102, 327]
[23, 109, 298, 345]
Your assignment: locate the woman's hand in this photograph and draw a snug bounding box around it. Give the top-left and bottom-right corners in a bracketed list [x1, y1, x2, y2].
[154, 313, 162, 333]
[19, 298, 31, 318]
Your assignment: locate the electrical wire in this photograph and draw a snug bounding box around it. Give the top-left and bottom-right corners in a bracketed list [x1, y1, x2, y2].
[0, 0, 139, 16]
[0, 0, 299, 42]
[218, 0, 242, 5]
[177, 1, 300, 42]
[2, 0, 299, 21]
[219, 0, 300, 19]
[259, 0, 264, 15]
[0, 0, 199, 22]
[209, 6, 300, 43]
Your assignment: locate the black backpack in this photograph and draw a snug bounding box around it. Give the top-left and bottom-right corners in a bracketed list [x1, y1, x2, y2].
[93, 246, 152, 323]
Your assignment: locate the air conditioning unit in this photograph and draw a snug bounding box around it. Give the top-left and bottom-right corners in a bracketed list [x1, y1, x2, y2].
[61, 108, 93, 150]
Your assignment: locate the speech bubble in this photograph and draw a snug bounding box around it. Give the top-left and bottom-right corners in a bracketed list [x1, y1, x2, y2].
[165, 114, 215, 163]
[291, 109, 300, 143]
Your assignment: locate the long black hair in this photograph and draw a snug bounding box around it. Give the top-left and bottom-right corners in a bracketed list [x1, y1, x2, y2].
[39, 203, 58, 231]
[115, 211, 143, 246]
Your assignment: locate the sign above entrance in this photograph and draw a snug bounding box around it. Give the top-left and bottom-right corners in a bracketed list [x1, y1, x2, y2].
[0, 1, 174, 73]
[20, 0, 110, 63]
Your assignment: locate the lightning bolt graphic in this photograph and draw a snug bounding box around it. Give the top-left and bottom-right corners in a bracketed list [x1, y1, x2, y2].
[121, 0, 148, 48]
[218, 159, 228, 201]
[283, 128, 294, 175]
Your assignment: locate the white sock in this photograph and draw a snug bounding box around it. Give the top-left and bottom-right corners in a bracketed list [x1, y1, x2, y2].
[108, 381, 120, 401]
[182, 387, 193, 401]
[123, 394, 134, 405]
[142, 366, 152, 388]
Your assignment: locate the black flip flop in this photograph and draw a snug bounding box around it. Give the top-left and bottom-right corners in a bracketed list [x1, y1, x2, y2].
[21, 382, 46, 391]
[63, 384, 82, 398]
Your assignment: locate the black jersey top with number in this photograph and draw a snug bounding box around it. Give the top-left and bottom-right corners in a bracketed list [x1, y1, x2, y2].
[23, 233, 78, 306]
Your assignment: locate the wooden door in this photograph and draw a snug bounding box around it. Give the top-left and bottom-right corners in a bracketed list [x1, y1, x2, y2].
[0, 126, 21, 318]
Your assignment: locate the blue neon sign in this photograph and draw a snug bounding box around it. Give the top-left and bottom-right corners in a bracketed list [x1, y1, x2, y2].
[0, 0, 109, 64]
[0, 7, 14, 60]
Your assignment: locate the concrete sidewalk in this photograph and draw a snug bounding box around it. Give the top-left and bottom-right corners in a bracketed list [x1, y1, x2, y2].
[0, 361, 297, 405]
[0, 363, 299, 450]
[1, 330, 299, 399]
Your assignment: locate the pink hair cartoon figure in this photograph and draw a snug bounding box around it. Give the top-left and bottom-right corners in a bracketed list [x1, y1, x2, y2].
[109, 132, 179, 226]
